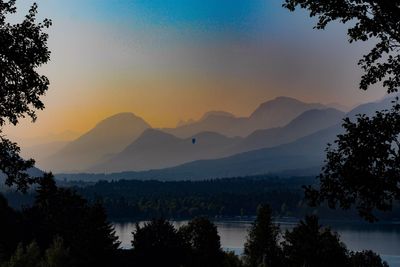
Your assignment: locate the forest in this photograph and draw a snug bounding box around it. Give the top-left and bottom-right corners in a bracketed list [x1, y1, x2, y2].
[4, 175, 400, 221]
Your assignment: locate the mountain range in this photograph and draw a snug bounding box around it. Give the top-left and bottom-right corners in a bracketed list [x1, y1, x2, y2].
[34, 97, 333, 173]
[162, 96, 326, 138]
[88, 107, 344, 173]
[55, 125, 342, 182]
[89, 130, 241, 173]
[29, 95, 391, 179]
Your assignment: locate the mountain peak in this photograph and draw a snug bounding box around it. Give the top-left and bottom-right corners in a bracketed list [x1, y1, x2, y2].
[200, 111, 235, 121]
[274, 96, 301, 101]
[255, 96, 320, 111]
[41, 112, 151, 173]
[96, 112, 150, 129]
[249, 96, 326, 127]
[287, 108, 344, 128]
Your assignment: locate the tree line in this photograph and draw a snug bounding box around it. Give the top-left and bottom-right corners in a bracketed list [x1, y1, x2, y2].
[4, 176, 400, 221]
[70, 177, 400, 221]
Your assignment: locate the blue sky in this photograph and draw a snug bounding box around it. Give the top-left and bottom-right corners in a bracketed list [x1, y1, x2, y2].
[50, 0, 267, 31]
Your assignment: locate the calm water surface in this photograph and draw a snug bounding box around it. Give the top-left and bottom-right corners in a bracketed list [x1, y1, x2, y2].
[114, 220, 400, 267]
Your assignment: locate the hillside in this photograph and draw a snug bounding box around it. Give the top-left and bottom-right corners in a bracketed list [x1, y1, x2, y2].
[163, 96, 327, 138]
[41, 113, 151, 172]
[89, 129, 241, 173]
[228, 108, 344, 154]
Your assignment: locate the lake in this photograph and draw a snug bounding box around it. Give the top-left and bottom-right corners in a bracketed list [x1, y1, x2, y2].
[114, 220, 400, 267]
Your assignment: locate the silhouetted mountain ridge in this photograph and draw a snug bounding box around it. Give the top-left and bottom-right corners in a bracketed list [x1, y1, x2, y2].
[89, 128, 241, 173]
[86, 107, 343, 173]
[249, 96, 325, 124]
[229, 108, 344, 154]
[162, 96, 329, 138]
[39, 96, 393, 175]
[56, 125, 342, 181]
[56, 96, 395, 180]
[41, 112, 150, 172]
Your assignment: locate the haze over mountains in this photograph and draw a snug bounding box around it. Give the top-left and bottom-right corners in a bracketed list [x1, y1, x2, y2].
[88, 107, 344, 173]
[21, 141, 70, 163]
[27, 95, 392, 179]
[227, 108, 344, 155]
[40, 113, 150, 172]
[90, 130, 241, 173]
[88, 125, 343, 181]
[33, 96, 332, 173]
[162, 96, 326, 138]
[15, 130, 81, 148]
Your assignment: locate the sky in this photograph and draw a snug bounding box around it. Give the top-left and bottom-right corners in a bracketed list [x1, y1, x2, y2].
[6, 0, 386, 142]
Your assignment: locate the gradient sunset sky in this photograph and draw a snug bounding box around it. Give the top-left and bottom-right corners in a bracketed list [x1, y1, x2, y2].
[6, 0, 386, 141]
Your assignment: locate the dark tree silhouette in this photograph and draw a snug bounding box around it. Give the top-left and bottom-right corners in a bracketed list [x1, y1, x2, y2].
[223, 251, 244, 267]
[284, 0, 400, 93]
[243, 205, 283, 267]
[40, 237, 72, 267]
[2, 242, 41, 267]
[350, 250, 389, 267]
[0, 195, 21, 263]
[282, 215, 349, 267]
[131, 218, 188, 267]
[26, 174, 120, 267]
[1, 237, 72, 267]
[0, 1, 51, 192]
[180, 217, 224, 267]
[284, 0, 400, 221]
[306, 103, 400, 221]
